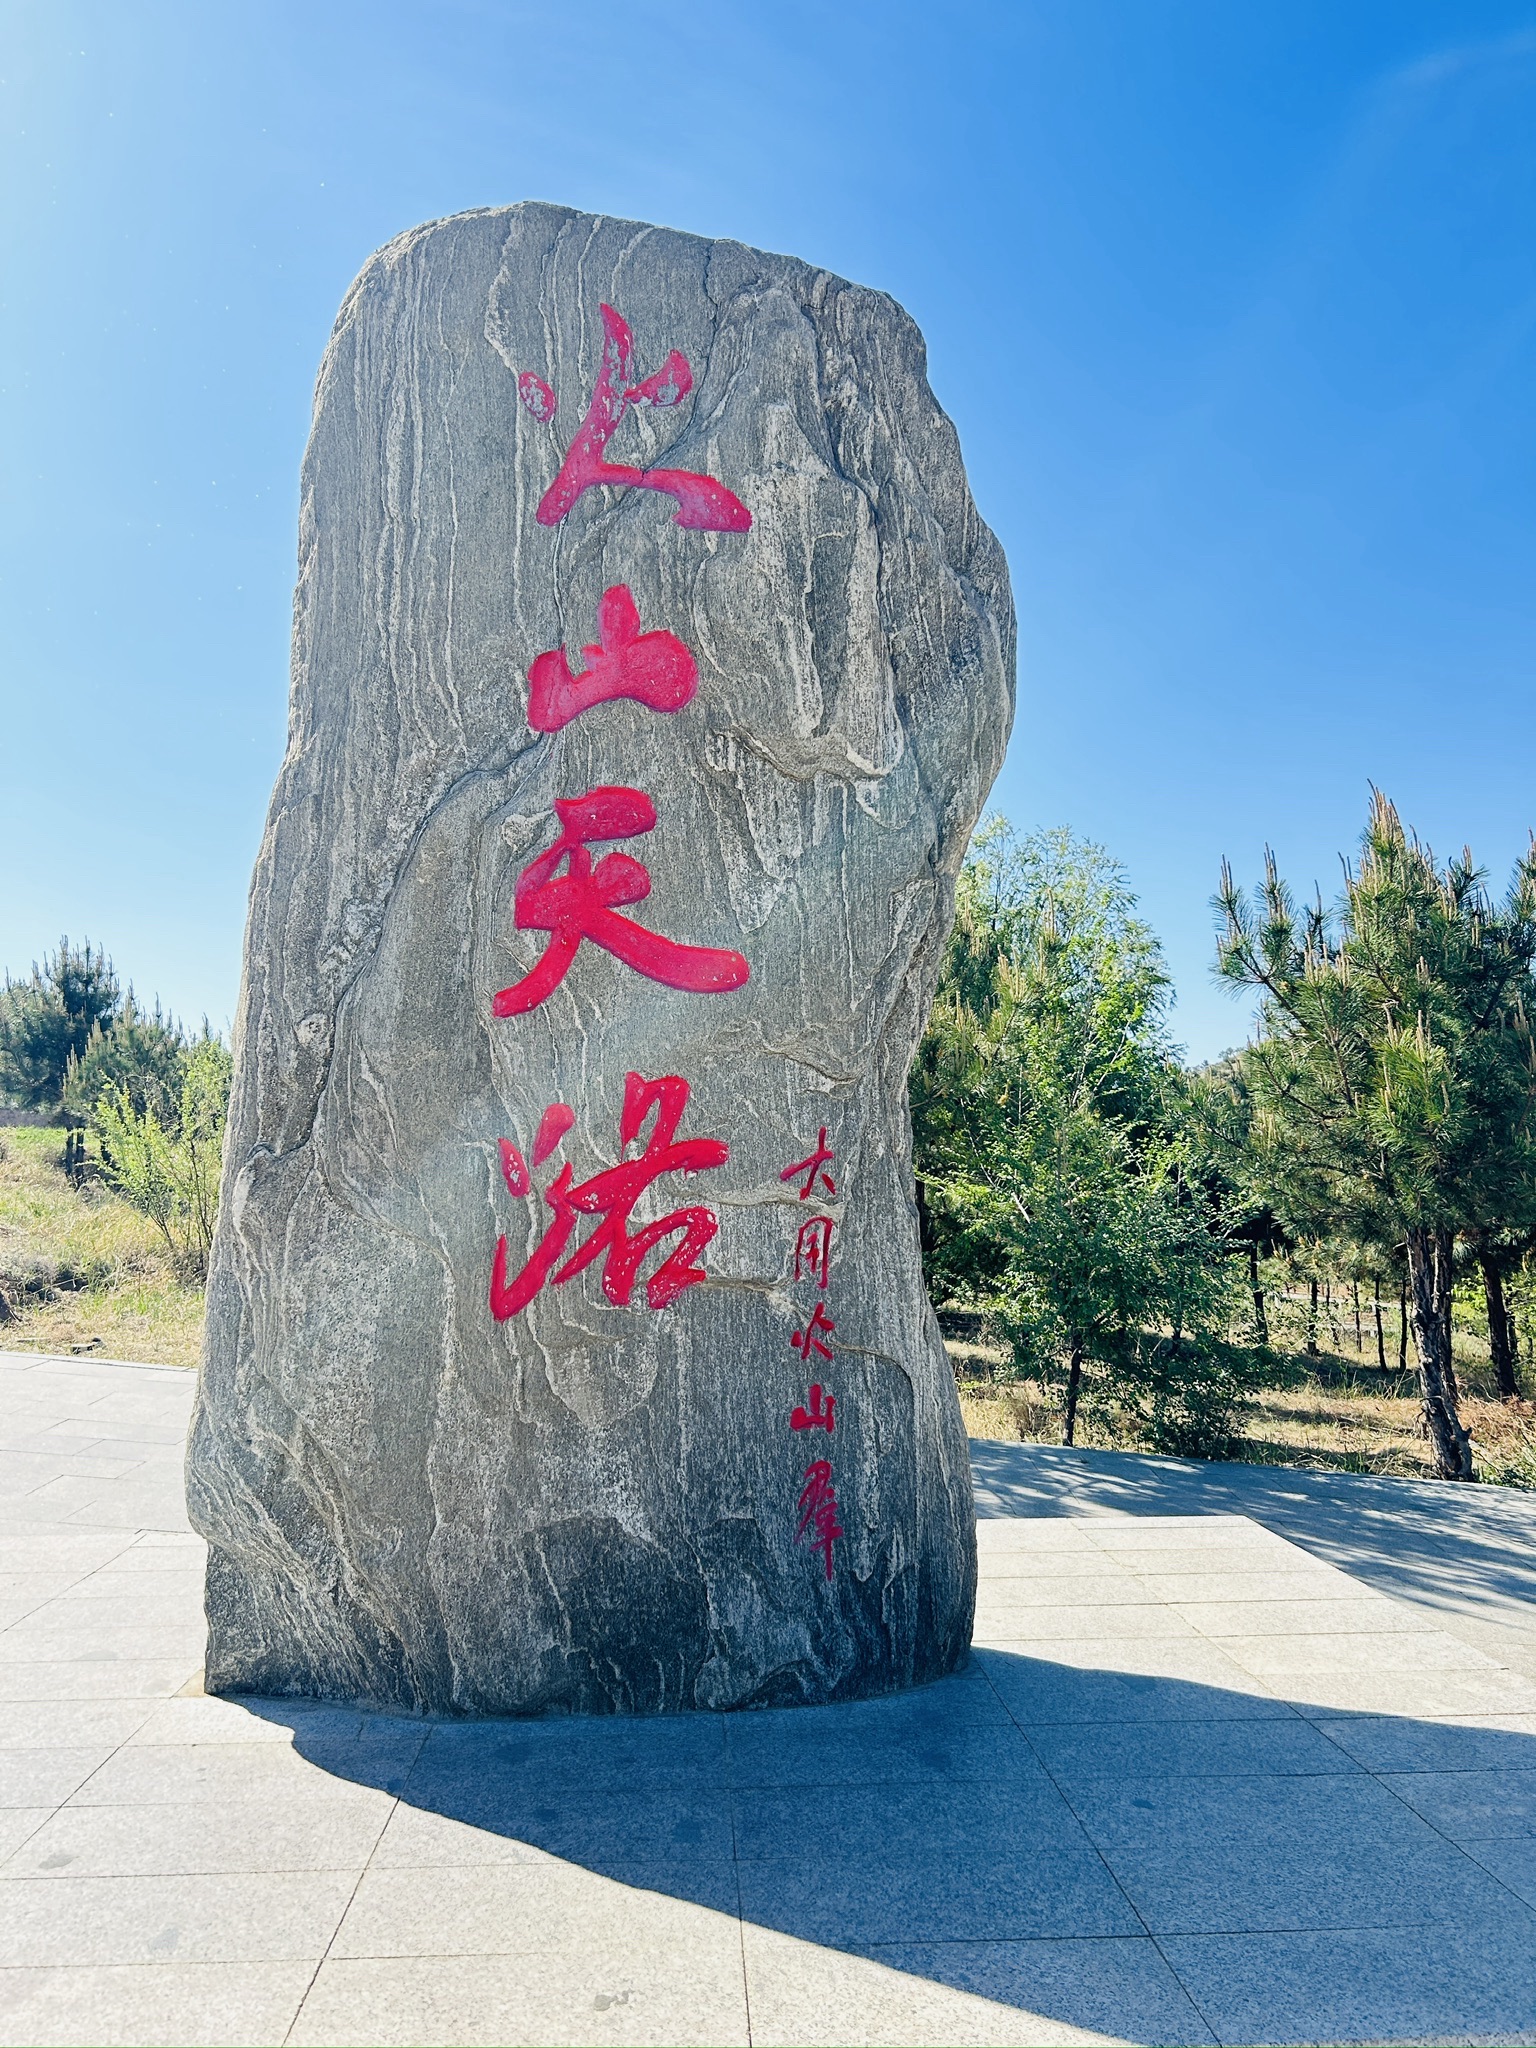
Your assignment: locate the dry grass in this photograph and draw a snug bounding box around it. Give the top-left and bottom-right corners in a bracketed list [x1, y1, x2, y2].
[0, 1127, 201, 1368]
[1240, 1367, 1536, 1486]
[955, 1338, 1536, 1488]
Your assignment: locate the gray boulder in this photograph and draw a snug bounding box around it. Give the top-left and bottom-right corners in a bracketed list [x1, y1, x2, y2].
[187, 202, 1015, 1715]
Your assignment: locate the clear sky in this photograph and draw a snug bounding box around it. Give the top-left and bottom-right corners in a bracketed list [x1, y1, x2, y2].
[3, 1, 1533, 1061]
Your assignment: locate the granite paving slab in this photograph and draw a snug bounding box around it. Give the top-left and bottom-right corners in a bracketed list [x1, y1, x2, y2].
[2, 1349, 1535, 2045]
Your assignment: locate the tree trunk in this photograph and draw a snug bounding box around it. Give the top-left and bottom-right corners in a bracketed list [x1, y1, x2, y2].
[914, 1174, 931, 1261]
[1406, 1226, 1475, 1479]
[1248, 1241, 1268, 1344]
[1438, 1229, 1459, 1401]
[1374, 1293, 1386, 1370]
[1063, 1340, 1084, 1447]
[1481, 1255, 1519, 1400]
[1306, 1278, 1319, 1357]
[1352, 1280, 1362, 1353]
[1398, 1274, 1409, 1371]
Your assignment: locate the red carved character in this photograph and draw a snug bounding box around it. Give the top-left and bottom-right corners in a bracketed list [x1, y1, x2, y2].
[781, 1128, 836, 1202]
[516, 371, 557, 424]
[498, 1103, 574, 1199]
[532, 1103, 575, 1164]
[530, 304, 751, 533]
[498, 1136, 530, 1197]
[797, 1459, 843, 1580]
[491, 1072, 728, 1319]
[794, 1214, 833, 1290]
[791, 1300, 836, 1363]
[790, 1383, 836, 1434]
[493, 786, 750, 1017]
[528, 586, 698, 734]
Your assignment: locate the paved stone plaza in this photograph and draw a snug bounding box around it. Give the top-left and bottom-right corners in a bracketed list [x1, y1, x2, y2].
[3, 1349, 1536, 2046]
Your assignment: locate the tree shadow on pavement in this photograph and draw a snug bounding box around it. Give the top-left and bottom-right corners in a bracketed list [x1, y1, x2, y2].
[969, 1438, 1536, 1656]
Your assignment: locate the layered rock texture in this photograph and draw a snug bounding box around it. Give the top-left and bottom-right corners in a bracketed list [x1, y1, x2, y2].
[187, 203, 1015, 1715]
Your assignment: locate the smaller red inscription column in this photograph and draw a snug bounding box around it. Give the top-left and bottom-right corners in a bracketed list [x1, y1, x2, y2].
[781, 1125, 844, 1583]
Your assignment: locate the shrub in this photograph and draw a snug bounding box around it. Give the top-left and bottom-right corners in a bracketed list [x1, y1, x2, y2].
[1127, 1335, 1277, 1460]
[94, 1036, 232, 1280]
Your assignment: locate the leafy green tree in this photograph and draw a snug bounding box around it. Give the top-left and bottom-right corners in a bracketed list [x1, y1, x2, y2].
[1216, 792, 1536, 1479]
[63, 996, 189, 1127]
[973, 1067, 1246, 1450]
[915, 822, 1248, 1448]
[95, 1035, 232, 1279]
[914, 821, 1170, 1299]
[0, 940, 120, 1111]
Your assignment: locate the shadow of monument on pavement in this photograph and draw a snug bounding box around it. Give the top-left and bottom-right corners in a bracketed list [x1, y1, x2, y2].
[239, 1652, 1536, 2046]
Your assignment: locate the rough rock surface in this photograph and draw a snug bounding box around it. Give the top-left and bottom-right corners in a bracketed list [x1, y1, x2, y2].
[187, 203, 1015, 1715]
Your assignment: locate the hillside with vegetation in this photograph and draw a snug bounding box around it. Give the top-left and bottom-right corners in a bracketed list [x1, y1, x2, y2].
[0, 940, 228, 1365]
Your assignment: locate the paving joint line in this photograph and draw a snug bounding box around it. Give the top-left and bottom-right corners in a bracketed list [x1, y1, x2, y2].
[278, 1723, 426, 2048]
[972, 1623, 1224, 2048]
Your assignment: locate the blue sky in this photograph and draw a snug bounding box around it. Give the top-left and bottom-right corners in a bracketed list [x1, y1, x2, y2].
[3, 0, 1533, 1061]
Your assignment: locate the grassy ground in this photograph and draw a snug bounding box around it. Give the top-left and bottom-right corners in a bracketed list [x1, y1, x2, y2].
[0, 1127, 203, 1367]
[955, 1340, 1536, 1487]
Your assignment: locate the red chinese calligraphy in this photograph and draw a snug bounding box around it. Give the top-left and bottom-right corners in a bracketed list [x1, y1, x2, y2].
[517, 371, 557, 424]
[531, 305, 751, 533]
[790, 1383, 836, 1433]
[794, 1214, 833, 1289]
[492, 786, 750, 1017]
[781, 1128, 836, 1201]
[500, 1107, 575, 1199]
[532, 1102, 575, 1164]
[499, 1136, 530, 1197]
[528, 586, 697, 734]
[491, 1072, 728, 1318]
[791, 1299, 836, 1363]
[797, 1459, 843, 1580]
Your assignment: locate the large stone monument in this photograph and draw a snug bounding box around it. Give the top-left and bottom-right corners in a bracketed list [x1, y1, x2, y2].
[187, 203, 1015, 1715]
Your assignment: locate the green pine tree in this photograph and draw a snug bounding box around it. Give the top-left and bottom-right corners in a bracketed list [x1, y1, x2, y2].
[1215, 791, 1536, 1479]
[63, 995, 190, 1127]
[0, 940, 121, 1112]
